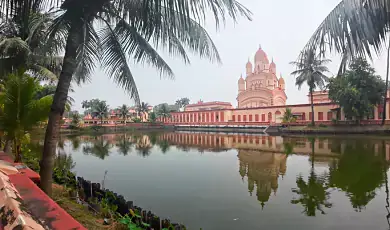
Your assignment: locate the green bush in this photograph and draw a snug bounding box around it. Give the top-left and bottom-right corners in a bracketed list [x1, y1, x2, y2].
[132, 117, 142, 123]
[319, 123, 328, 128]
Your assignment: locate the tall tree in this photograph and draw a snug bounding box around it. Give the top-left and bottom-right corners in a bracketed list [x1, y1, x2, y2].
[175, 97, 190, 111]
[137, 102, 150, 121]
[298, 1, 390, 124]
[93, 101, 109, 126]
[0, 12, 63, 82]
[137, 102, 150, 114]
[328, 58, 386, 121]
[118, 104, 129, 123]
[1, 0, 252, 195]
[290, 49, 330, 125]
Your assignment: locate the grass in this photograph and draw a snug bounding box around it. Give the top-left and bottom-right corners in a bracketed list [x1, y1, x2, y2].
[51, 184, 108, 230]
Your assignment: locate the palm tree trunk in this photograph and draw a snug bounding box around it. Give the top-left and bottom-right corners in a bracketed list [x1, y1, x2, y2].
[39, 24, 79, 195]
[3, 139, 11, 154]
[382, 37, 390, 126]
[310, 87, 315, 126]
[14, 139, 21, 163]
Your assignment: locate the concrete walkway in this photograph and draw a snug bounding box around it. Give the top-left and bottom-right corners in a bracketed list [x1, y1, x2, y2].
[0, 151, 86, 230]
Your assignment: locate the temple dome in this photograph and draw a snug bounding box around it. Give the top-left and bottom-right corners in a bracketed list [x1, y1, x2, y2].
[246, 60, 252, 68]
[278, 75, 285, 84]
[270, 60, 276, 68]
[255, 47, 269, 64]
[238, 75, 245, 83]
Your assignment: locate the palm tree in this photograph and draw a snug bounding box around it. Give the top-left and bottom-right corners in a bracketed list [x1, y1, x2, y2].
[2, 0, 252, 195]
[0, 72, 52, 162]
[93, 101, 109, 126]
[281, 107, 296, 123]
[290, 49, 330, 125]
[0, 12, 63, 82]
[298, 1, 390, 124]
[137, 102, 149, 121]
[118, 104, 129, 124]
[70, 113, 81, 128]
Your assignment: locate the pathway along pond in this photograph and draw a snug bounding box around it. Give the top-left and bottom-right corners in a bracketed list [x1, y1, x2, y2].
[46, 132, 390, 230]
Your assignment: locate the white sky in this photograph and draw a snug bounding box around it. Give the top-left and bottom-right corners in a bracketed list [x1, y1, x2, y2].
[70, 0, 390, 111]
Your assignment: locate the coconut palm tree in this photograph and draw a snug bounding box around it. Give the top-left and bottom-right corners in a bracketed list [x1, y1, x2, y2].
[93, 101, 109, 126]
[290, 49, 330, 125]
[1, 0, 252, 195]
[70, 112, 81, 128]
[0, 72, 52, 162]
[137, 102, 150, 121]
[298, 1, 390, 124]
[118, 104, 129, 124]
[0, 12, 63, 82]
[281, 107, 296, 123]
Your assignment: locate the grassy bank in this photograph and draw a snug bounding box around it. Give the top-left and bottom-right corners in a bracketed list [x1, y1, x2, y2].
[31, 124, 174, 137]
[51, 184, 108, 229]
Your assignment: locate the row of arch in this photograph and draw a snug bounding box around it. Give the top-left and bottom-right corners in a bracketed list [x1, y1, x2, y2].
[232, 111, 282, 122]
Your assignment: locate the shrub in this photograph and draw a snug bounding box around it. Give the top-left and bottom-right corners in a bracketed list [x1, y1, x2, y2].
[319, 123, 327, 128]
[331, 118, 338, 124]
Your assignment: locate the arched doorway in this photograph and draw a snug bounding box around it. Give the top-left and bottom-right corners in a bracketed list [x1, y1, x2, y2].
[275, 111, 282, 124]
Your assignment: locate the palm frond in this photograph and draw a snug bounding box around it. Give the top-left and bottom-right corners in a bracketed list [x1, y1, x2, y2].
[115, 19, 174, 78]
[0, 37, 30, 56]
[73, 19, 101, 84]
[303, 0, 388, 60]
[99, 20, 140, 105]
[28, 64, 58, 82]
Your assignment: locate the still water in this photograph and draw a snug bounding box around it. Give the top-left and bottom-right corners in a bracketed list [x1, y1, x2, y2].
[54, 132, 390, 230]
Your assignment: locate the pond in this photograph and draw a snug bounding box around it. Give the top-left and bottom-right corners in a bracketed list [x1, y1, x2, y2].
[48, 132, 390, 230]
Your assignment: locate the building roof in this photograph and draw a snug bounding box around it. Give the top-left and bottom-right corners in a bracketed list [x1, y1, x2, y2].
[186, 101, 233, 108]
[255, 47, 269, 64]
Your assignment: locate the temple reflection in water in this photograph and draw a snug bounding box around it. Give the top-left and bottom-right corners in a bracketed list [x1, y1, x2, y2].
[156, 132, 390, 209]
[69, 132, 390, 211]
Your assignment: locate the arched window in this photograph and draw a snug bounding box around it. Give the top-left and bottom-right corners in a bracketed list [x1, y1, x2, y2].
[268, 112, 272, 122]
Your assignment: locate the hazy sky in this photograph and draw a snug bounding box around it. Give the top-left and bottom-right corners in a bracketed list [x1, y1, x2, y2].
[70, 0, 389, 112]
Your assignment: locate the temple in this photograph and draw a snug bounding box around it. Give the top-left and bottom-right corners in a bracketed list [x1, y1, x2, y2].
[238, 46, 287, 108]
[158, 46, 390, 125]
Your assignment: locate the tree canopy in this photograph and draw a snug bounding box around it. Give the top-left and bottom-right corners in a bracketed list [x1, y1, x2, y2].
[328, 58, 386, 120]
[175, 98, 190, 110]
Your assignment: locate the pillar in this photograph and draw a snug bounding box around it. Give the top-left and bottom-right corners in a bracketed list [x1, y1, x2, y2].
[374, 107, 379, 120]
[387, 100, 390, 121]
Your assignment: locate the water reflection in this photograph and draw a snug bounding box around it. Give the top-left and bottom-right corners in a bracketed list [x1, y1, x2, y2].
[328, 140, 387, 211]
[82, 136, 112, 159]
[53, 132, 390, 227]
[238, 150, 286, 208]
